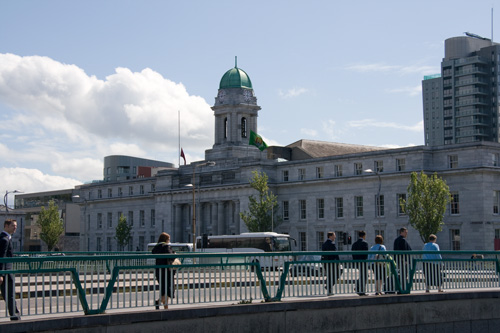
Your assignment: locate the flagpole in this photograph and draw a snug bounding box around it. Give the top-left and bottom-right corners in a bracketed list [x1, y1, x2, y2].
[178, 110, 180, 167]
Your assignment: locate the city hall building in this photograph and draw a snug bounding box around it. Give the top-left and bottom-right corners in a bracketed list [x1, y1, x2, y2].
[62, 62, 500, 253]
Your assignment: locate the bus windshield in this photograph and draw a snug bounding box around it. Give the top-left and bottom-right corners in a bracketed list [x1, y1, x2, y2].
[273, 237, 292, 251]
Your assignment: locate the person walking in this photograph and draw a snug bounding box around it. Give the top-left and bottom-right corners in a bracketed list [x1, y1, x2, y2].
[352, 230, 369, 296]
[152, 232, 177, 309]
[0, 219, 21, 320]
[369, 235, 387, 295]
[393, 227, 412, 293]
[422, 234, 444, 293]
[321, 232, 341, 296]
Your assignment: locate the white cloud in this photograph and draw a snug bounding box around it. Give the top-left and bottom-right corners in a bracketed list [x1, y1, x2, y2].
[278, 87, 309, 99]
[322, 119, 337, 139]
[387, 85, 422, 96]
[0, 53, 213, 150]
[348, 119, 423, 132]
[300, 128, 318, 137]
[0, 53, 216, 191]
[346, 63, 438, 76]
[0, 167, 82, 206]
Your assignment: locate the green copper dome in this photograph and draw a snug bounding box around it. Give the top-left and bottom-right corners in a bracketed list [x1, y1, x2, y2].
[219, 66, 253, 89]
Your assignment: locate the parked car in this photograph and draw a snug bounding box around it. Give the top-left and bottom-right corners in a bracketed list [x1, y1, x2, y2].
[290, 255, 323, 277]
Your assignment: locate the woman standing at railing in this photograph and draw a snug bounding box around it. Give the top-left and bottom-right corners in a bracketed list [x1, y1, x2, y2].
[422, 234, 444, 293]
[368, 235, 387, 295]
[152, 232, 176, 309]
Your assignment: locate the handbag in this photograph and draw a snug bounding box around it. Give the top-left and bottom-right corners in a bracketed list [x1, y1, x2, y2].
[172, 258, 181, 267]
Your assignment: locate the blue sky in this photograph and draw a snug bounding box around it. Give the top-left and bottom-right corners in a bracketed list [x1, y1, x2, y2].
[0, 0, 497, 204]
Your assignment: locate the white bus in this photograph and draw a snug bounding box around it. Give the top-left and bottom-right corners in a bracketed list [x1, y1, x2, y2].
[195, 232, 295, 270]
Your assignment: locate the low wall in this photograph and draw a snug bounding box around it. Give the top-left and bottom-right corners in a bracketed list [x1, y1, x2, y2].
[3, 291, 500, 333]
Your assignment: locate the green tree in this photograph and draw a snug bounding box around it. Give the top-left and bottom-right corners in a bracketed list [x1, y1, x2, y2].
[400, 171, 451, 244]
[240, 170, 281, 232]
[115, 214, 132, 251]
[37, 200, 65, 251]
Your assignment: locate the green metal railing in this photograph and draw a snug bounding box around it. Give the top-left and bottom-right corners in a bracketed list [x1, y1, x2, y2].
[1, 251, 499, 320]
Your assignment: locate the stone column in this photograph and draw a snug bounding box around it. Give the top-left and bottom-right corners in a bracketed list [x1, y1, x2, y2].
[234, 200, 240, 234]
[217, 201, 225, 235]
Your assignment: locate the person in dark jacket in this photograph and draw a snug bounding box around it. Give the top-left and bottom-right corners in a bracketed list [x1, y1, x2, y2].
[351, 230, 369, 296]
[152, 232, 176, 309]
[0, 219, 21, 320]
[393, 227, 412, 292]
[322, 232, 341, 295]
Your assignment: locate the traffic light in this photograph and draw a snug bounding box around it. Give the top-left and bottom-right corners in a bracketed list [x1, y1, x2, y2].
[347, 236, 352, 245]
[202, 234, 208, 248]
[342, 233, 347, 244]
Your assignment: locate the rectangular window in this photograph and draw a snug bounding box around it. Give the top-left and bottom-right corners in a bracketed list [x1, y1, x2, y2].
[335, 197, 344, 218]
[316, 167, 324, 179]
[493, 153, 499, 167]
[494, 191, 500, 215]
[376, 194, 384, 217]
[317, 198, 325, 219]
[151, 209, 156, 227]
[97, 213, 102, 229]
[355, 196, 363, 217]
[117, 211, 122, 224]
[374, 229, 385, 240]
[140, 185, 144, 195]
[96, 237, 102, 251]
[299, 200, 307, 220]
[98, 189, 102, 199]
[336, 231, 345, 251]
[396, 158, 406, 171]
[107, 237, 112, 252]
[283, 201, 289, 220]
[128, 211, 134, 226]
[107, 188, 112, 198]
[334, 164, 343, 177]
[282, 170, 289, 182]
[299, 232, 307, 251]
[375, 160, 384, 173]
[107, 212, 112, 228]
[450, 229, 461, 250]
[450, 192, 460, 215]
[140, 210, 145, 226]
[448, 155, 458, 169]
[298, 168, 306, 181]
[354, 163, 363, 175]
[151, 184, 156, 192]
[139, 236, 145, 252]
[495, 229, 500, 239]
[398, 194, 407, 216]
[129, 186, 134, 195]
[317, 231, 324, 250]
[118, 187, 123, 197]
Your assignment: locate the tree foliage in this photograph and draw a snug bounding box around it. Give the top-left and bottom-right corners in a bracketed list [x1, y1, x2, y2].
[240, 170, 281, 232]
[115, 214, 132, 251]
[37, 200, 65, 251]
[400, 171, 451, 244]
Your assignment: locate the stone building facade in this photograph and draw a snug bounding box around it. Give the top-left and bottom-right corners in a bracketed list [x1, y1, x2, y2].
[71, 63, 500, 252]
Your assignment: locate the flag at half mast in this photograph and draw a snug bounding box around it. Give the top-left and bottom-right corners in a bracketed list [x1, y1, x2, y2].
[249, 130, 268, 151]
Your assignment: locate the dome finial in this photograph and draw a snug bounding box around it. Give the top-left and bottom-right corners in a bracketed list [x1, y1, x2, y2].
[235, 56, 237, 68]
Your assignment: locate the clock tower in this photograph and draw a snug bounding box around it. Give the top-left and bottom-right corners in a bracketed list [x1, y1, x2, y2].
[205, 59, 265, 161]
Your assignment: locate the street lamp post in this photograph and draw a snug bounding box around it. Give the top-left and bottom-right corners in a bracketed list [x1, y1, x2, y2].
[191, 161, 215, 251]
[364, 169, 382, 233]
[3, 190, 22, 212]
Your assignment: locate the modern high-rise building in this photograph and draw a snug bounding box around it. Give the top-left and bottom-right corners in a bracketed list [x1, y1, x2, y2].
[423, 35, 500, 146]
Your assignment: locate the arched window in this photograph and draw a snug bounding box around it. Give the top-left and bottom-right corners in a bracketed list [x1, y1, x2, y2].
[241, 117, 247, 138]
[224, 117, 228, 139]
